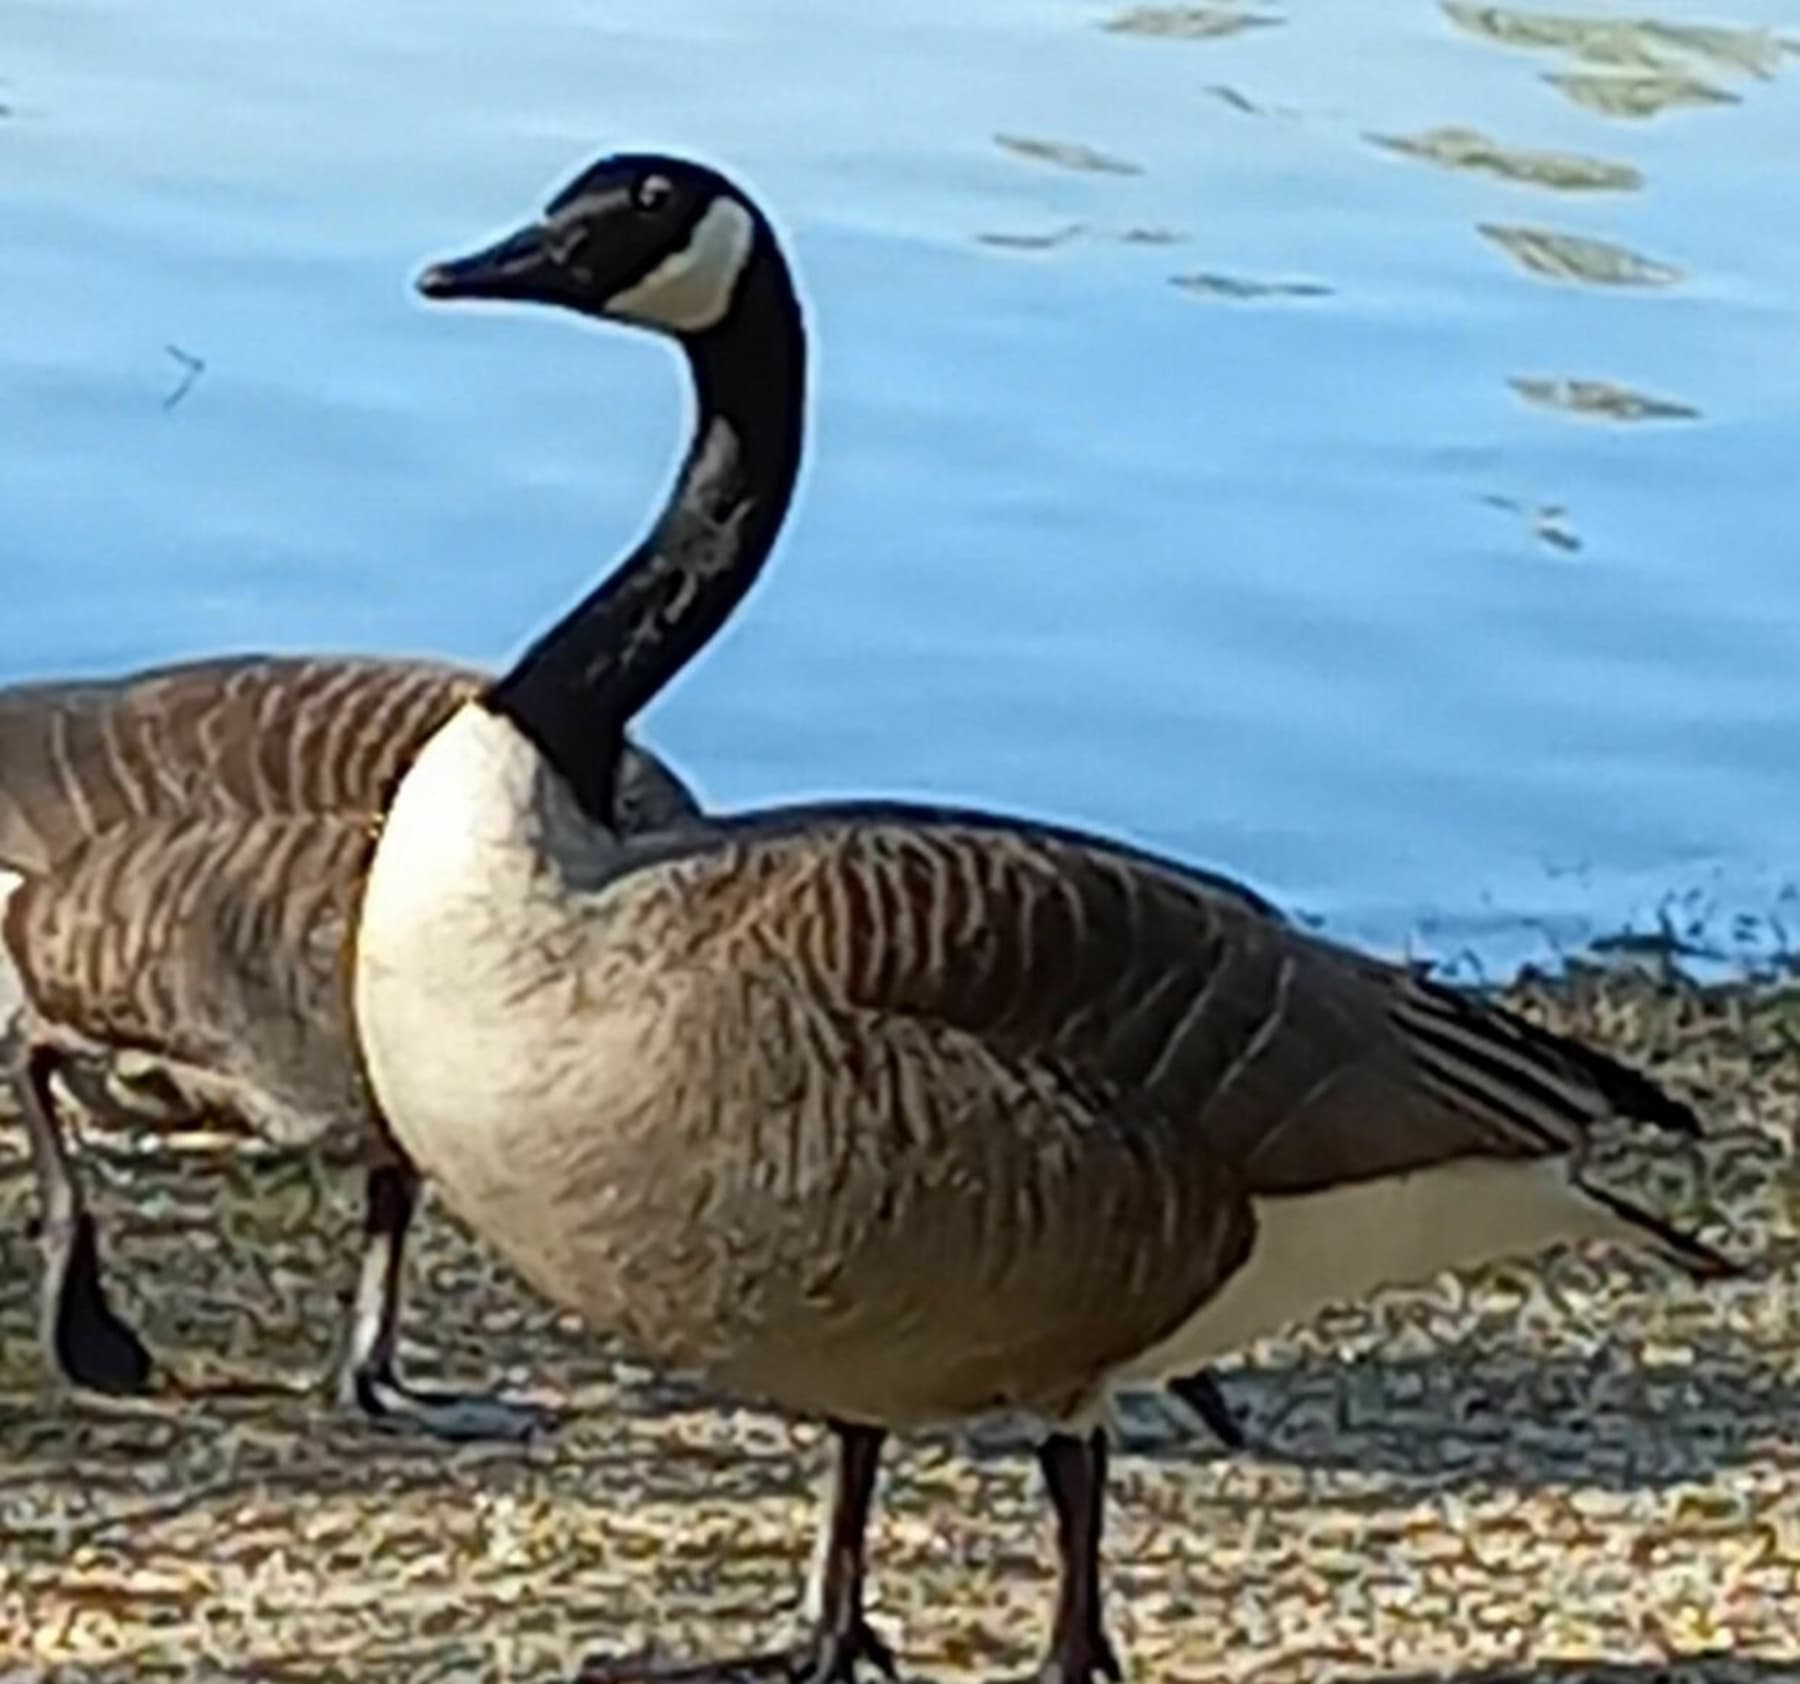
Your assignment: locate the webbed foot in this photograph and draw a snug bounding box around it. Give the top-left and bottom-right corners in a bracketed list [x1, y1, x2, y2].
[580, 1616, 897, 1684]
[1015, 1627, 1121, 1684]
[346, 1366, 560, 1443]
[47, 1212, 154, 1395]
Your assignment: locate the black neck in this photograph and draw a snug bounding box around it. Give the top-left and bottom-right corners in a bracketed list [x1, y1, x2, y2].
[485, 245, 806, 821]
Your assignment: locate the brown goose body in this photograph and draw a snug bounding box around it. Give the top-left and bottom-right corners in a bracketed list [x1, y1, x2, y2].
[0, 652, 699, 1436]
[364, 754, 1720, 1434]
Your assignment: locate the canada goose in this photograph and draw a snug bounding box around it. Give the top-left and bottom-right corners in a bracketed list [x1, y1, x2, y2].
[353, 153, 1735, 1682]
[0, 652, 698, 1439]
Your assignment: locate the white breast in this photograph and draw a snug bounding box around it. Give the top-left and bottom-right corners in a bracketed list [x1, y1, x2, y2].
[353, 704, 637, 1197]
[1118, 1154, 1637, 1386]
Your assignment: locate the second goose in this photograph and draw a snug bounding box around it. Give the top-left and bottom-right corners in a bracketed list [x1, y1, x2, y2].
[354, 152, 1737, 1684]
[0, 653, 695, 1436]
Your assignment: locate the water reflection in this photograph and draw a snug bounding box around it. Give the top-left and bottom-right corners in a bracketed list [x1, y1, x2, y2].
[1479, 493, 1583, 556]
[1478, 224, 1682, 287]
[974, 223, 1187, 253]
[161, 345, 206, 412]
[1509, 377, 1701, 425]
[6, 0, 1799, 977]
[1170, 271, 1331, 300]
[1206, 83, 1265, 115]
[976, 224, 1087, 252]
[1101, 4, 1281, 40]
[1548, 69, 1740, 119]
[1369, 126, 1641, 192]
[1354, 4, 1788, 473]
[1443, 3, 1794, 117]
[1443, 4, 1790, 76]
[992, 133, 1143, 175]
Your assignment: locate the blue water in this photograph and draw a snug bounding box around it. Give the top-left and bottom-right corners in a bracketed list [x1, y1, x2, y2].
[4, 0, 1799, 972]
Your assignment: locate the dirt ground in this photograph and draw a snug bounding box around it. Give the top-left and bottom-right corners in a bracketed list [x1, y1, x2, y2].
[2, 958, 1797, 1683]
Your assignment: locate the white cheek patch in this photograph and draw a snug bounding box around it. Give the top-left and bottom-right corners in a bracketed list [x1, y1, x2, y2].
[605, 197, 756, 333]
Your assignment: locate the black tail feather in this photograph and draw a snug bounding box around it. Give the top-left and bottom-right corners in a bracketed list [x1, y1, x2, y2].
[1549, 1028, 1702, 1138]
[1581, 1182, 1741, 1281]
[1410, 973, 1703, 1138]
[1165, 1368, 1246, 1450]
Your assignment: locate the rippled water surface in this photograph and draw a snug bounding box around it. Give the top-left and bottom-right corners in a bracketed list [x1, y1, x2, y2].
[4, 0, 1799, 968]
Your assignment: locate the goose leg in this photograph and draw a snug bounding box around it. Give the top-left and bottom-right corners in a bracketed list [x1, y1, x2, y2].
[1028, 1430, 1122, 1684]
[794, 1421, 897, 1683]
[13, 1043, 153, 1394]
[340, 1158, 559, 1442]
[1164, 1368, 1245, 1450]
[579, 1420, 897, 1684]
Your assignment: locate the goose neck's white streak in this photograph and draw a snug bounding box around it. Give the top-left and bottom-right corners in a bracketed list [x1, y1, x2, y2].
[1118, 1154, 1636, 1384]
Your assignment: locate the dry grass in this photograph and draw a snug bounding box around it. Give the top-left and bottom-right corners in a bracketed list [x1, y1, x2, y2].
[2, 958, 1798, 1682]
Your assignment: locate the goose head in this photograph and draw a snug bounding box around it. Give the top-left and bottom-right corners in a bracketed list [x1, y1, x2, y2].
[415, 152, 767, 339]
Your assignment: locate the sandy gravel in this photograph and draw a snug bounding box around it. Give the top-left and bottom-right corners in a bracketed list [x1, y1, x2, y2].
[1, 958, 1797, 1682]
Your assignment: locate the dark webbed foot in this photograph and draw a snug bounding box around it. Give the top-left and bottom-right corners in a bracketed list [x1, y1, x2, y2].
[346, 1365, 561, 1443]
[805, 1618, 898, 1684]
[17, 1042, 153, 1395]
[580, 1619, 896, 1684]
[1164, 1368, 1245, 1450]
[583, 1422, 897, 1684]
[49, 1212, 154, 1395]
[1018, 1627, 1121, 1684]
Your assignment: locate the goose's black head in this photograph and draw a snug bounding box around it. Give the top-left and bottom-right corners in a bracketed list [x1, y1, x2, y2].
[416, 153, 767, 338]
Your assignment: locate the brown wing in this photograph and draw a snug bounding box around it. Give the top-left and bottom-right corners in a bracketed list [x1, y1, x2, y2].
[637, 805, 1697, 1199]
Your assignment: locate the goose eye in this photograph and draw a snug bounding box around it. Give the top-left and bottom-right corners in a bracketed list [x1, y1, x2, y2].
[634, 175, 673, 213]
